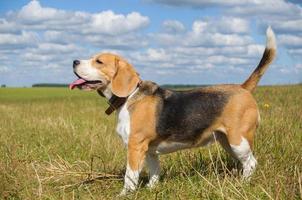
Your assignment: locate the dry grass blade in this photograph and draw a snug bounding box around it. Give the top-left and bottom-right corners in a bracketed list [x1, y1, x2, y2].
[58, 174, 123, 191]
[259, 186, 274, 200]
[31, 162, 43, 199]
[30, 157, 122, 192]
[297, 167, 302, 200]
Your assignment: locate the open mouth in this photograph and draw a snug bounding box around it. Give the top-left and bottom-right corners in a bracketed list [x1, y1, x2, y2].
[69, 73, 103, 90]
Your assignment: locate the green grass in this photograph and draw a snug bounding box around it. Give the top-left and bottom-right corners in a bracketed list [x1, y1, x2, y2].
[0, 86, 301, 199]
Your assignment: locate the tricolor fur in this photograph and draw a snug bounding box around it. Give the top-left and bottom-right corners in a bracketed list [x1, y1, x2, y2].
[70, 27, 277, 195]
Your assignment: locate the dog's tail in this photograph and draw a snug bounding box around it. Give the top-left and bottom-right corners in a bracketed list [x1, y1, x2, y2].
[241, 26, 277, 92]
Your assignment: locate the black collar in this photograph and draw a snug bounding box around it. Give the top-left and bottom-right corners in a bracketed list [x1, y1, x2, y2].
[105, 95, 127, 115]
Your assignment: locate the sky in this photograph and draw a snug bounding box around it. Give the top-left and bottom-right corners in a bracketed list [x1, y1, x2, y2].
[0, 0, 301, 87]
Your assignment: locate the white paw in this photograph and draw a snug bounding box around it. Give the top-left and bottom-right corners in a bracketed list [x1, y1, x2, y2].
[231, 168, 239, 175]
[118, 184, 137, 196]
[147, 175, 159, 188]
[242, 156, 257, 180]
[146, 182, 155, 189]
[117, 188, 128, 197]
[146, 179, 159, 189]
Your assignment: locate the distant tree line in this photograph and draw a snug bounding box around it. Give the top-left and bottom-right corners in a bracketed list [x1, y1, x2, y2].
[32, 83, 68, 87]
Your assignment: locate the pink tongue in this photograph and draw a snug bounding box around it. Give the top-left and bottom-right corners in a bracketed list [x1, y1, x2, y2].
[69, 78, 87, 89]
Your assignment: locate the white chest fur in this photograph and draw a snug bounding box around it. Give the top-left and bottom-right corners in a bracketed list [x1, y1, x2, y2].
[116, 102, 130, 145]
[115, 88, 139, 145]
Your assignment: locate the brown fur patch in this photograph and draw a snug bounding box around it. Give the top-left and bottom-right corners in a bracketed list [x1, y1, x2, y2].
[217, 87, 258, 147]
[127, 96, 159, 170]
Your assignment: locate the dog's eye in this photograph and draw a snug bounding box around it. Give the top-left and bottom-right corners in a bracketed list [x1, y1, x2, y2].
[96, 60, 103, 64]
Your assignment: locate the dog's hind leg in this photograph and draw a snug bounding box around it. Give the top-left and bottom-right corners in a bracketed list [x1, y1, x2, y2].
[218, 131, 257, 179]
[225, 118, 258, 179]
[218, 105, 258, 179]
[229, 136, 257, 179]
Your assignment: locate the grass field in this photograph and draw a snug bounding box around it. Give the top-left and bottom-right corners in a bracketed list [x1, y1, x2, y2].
[0, 85, 301, 199]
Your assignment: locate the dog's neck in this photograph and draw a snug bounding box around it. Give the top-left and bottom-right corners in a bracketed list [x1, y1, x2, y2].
[99, 83, 141, 115]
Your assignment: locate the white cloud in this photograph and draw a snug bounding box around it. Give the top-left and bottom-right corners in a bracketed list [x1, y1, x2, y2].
[148, 0, 254, 7]
[87, 11, 149, 35]
[43, 31, 75, 44]
[16, 0, 68, 22]
[0, 31, 38, 48]
[84, 33, 149, 49]
[287, 49, 302, 58]
[0, 19, 19, 33]
[152, 32, 181, 46]
[228, 0, 302, 20]
[216, 17, 250, 34]
[162, 20, 185, 33]
[138, 48, 170, 62]
[206, 55, 249, 65]
[295, 63, 302, 69]
[278, 34, 302, 48]
[7, 0, 89, 31]
[27, 43, 79, 55]
[269, 19, 302, 33]
[154, 18, 252, 48]
[191, 17, 249, 34]
[186, 30, 252, 47]
[171, 44, 263, 58]
[4, 1, 149, 37]
[17, 42, 87, 70]
[0, 66, 10, 73]
[150, 0, 302, 20]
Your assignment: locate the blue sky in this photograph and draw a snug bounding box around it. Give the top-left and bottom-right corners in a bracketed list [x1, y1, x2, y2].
[0, 0, 301, 86]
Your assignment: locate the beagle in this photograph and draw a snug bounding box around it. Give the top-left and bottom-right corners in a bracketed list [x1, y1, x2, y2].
[70, 27, 276, 195]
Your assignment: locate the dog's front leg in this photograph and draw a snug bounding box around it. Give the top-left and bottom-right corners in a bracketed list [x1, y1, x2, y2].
[119, 139, 149, 196]
[146, 153, 160, 188]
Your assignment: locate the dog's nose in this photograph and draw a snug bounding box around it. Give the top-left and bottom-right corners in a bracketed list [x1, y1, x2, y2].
[73, 60, 80, 68]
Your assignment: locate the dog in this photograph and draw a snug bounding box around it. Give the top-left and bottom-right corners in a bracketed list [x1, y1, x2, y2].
[70, 26, 276, 195]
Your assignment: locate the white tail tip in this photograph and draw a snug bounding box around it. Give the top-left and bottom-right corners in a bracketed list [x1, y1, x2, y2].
[266, 26, 276, 50]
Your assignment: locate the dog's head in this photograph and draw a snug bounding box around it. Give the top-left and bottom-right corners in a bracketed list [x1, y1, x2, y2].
[70, 53, 140, 98]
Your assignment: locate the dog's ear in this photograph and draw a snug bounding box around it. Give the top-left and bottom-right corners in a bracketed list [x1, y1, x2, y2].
[111, 58, 140, 97]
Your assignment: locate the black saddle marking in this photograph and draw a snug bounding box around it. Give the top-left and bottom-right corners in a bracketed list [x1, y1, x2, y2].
[155, 87, 229, 141]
